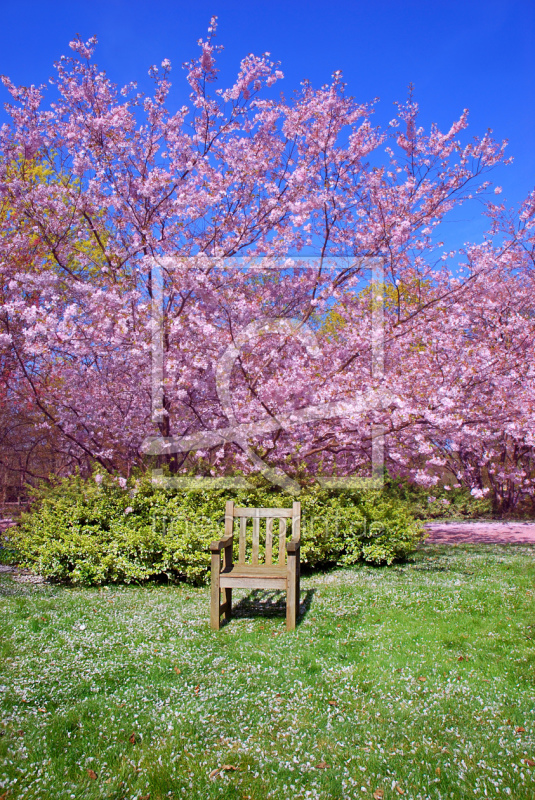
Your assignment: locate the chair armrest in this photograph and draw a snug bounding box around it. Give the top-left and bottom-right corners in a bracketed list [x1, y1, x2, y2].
[209, 535, 233, 553]
[286, 539, 300, 554]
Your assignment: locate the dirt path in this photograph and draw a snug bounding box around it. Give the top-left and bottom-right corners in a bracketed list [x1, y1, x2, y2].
[424, 521, 535, 545]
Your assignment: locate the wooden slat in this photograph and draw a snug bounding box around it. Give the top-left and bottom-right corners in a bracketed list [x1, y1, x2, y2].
[221, 564, 287, 577]
[252, 515, 260, 565]
[234, 507, 293, 518]
[225, 500, 234, 537]
[278, 518, 287, 565]
[220, 575, 286, 589]
[239, 517, 247, 564]
[265, 517, 273, 565]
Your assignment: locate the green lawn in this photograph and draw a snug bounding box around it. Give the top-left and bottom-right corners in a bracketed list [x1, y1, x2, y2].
[1, 544, 534, 800]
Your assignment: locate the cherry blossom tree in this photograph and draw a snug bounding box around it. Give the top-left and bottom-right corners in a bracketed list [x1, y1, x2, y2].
[2, 20, 532, 510]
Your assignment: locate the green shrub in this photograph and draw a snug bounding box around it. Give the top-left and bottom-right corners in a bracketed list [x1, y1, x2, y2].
[0, 543, 19, 565]
[7, 472, 425, 586]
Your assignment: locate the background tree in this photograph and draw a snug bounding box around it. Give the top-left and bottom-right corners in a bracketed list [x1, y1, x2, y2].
[2, 22, 533, 511]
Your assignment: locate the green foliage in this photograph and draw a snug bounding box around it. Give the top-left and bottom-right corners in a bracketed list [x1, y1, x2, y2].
[0, 523, 19, 564]
[0, 544, 18, 565]
[7, 472, 424, 586]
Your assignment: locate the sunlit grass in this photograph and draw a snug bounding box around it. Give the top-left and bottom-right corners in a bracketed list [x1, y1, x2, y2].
[1, 544, 534, 799]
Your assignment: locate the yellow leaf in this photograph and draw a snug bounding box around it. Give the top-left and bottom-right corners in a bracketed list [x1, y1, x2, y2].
[87, 769, 97, 780]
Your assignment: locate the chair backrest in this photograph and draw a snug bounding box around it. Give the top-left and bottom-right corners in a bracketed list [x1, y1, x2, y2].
[224, 501, 300, 566]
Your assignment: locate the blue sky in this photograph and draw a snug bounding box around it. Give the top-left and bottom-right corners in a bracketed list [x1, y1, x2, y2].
[1, 0, 533, 251]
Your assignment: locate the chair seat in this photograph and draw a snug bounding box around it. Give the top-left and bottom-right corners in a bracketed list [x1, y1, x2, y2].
[220, 563, 288, 589]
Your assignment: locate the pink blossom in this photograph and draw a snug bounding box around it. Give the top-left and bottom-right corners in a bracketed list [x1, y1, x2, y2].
[0, 25, 532, 516]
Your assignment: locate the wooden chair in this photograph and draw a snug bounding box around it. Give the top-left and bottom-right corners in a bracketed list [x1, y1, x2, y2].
[210, 501, 301, 631]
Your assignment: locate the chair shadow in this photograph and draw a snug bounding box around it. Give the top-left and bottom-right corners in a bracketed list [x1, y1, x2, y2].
[222, 588, 315, 628]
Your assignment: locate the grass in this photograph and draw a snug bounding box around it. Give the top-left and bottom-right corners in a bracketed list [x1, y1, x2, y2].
[1, 544, 534, 800]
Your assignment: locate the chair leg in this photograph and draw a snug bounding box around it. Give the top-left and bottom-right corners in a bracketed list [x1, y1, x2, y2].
[223, 588, 232, 622]
[296, 560, 300, 618]
[210, 587, 220, 630]
[210, 554, 221, 631]
[286, 565, 297, 631]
